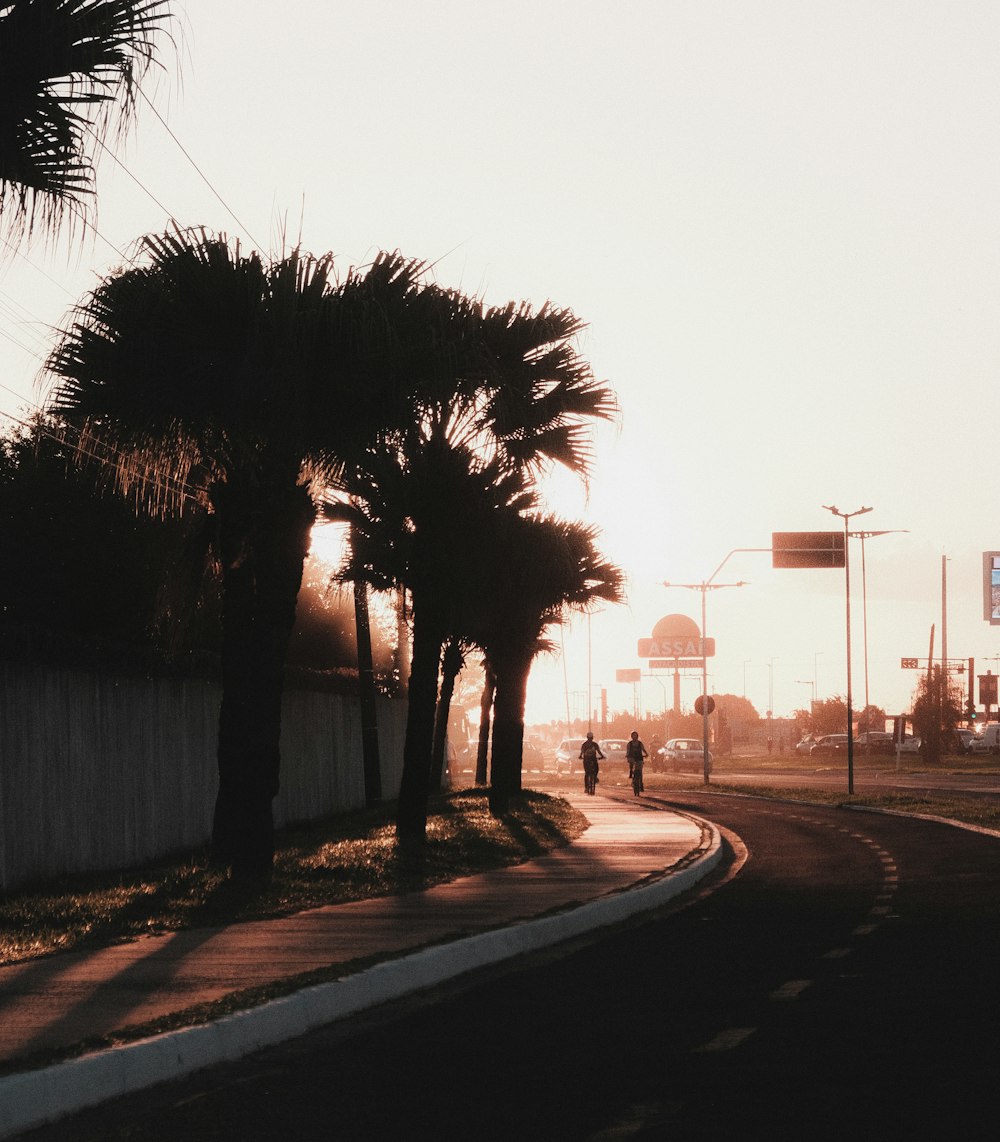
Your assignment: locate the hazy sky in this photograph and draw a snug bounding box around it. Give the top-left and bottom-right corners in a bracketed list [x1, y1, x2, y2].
[2, 1, 999, 726]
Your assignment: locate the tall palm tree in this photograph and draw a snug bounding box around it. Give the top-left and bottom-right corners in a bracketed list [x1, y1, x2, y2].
[44, 225, 409, 877]
[468, 513, 624, 815]
[0, 0, 174, 242]
[332, 270, 617, 840]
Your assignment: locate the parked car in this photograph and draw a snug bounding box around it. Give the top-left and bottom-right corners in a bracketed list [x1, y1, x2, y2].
[897, 734, 922, 755]
[658, 737, 713, 773]
[794, 735, 819, 755]
[522, 740, 545, 772]
[948, 729, 976, 755]
[855, 731, 895, 757]
[598, 739, 629, 772]
[970, 724, 1000, 755]
[809, 734, 849, 758]
[555, 737, 579, 774]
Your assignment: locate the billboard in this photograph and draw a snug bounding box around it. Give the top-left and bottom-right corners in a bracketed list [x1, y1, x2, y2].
[984, 552, 1000, 625]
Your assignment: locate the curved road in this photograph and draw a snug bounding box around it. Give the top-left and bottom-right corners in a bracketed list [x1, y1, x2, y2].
[22, 789, 1000, 1140]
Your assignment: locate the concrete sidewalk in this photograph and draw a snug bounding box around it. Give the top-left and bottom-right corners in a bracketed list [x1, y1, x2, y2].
[0, 792, 723, 1139]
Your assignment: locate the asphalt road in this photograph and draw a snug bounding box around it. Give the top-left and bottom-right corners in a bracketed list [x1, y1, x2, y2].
[22, 785, 1000, 1142]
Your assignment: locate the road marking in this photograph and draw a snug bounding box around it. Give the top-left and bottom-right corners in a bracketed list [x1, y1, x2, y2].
[852, 923, 878, 936]
[694, 1027, 757, 1052]
[822, 947, 853, 959]
[769, 979, 812, 1000]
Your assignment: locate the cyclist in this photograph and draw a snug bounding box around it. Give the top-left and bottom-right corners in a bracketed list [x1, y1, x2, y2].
[626, 730, 648, 794]
[579, 732, 604, 795]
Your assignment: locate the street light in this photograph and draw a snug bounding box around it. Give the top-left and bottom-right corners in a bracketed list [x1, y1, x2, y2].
[664, 552, 749, 783]
[823, 504, 873, 794]
[850, 529, 909, 715]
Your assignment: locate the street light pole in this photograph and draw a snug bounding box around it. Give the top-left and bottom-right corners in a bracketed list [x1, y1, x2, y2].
[851, 529, 909, 716]
[664, 549, 755, 784]
[823, 504, 873, 794]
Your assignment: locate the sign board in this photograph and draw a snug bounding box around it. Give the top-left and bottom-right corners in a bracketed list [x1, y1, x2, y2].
[984, 552, 1000, 625]
[694, 694, 716, 716]
[638, 636, 715, 658]
[615, 668, 641, 683]
[980, 673, 998, 705]
[649, 659, 703, 670]
[772, 531, 845, 569]
[901, 658, 918, 669]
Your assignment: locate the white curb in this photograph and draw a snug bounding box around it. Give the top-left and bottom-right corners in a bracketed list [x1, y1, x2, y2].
[0, 823, 721, 1140]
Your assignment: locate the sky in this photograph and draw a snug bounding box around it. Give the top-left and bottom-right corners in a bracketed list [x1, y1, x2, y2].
[2, 1, 1000, 728]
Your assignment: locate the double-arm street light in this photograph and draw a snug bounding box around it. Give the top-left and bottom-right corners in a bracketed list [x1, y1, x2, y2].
[852, 529, 909, 713]
[823, 504, 872, 794]
[665, 548, 760, 784]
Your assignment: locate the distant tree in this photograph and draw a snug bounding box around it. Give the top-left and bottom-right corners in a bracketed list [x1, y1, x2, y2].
[804, 696, 849, 737]
[911, 667, 962, 765]
[856, 704, 888, 735]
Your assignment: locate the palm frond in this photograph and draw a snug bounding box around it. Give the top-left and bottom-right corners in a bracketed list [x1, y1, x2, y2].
[0, 0, 175, 240]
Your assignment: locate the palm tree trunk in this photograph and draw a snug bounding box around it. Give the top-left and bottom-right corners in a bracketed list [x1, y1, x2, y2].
[488, 651, 531, 816]
[211, 480, 315, 878]
[396, 600, 444, 841]
[431, 638, 464, 792]
[476, 664, 495, 785]
[354, 578, 382, 806]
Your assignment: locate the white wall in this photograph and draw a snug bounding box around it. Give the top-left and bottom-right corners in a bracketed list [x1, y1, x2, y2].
[0, 664, 406, 892]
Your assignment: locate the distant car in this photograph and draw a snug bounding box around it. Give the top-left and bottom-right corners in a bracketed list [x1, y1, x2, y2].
[522, 740, 545, 772]
[659, 737, 712, 773]
[897, 734, 922, 755]
[794, 735, 819, 755]
[856, 731, 895, 757]
[970, 725, 1000, 754]
[598, 739, 629, 772]
[555, 737, 579, 774]
[948, 729, 976, 755]
[809, 734, 849, 758]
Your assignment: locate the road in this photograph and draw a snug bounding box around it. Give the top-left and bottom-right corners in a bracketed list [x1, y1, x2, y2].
[19, 786, 1000, 1141]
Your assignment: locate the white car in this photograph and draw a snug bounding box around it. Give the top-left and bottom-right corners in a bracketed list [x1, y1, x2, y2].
[598, 739, 629, 771]
[659, 737, 713, 773]
[897, 734, 922, 754]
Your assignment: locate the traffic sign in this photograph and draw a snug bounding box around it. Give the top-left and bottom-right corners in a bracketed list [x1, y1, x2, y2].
[694, 694, 716, 716]
[901, 658, 918, 669]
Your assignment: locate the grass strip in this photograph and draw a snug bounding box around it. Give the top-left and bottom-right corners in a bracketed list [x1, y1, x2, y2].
[0, 789, 587, 967]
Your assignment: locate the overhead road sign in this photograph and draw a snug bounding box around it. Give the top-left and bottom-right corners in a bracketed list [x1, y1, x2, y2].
[615, 668, 641, 683]
[771, 531, 845, 569]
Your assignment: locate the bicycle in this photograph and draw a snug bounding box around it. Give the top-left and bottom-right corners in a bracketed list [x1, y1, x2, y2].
[631, 763, 644, 796]
[584, 761, 598, 795]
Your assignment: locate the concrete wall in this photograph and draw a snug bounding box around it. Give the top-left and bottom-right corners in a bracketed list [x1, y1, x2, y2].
[0, 663, 406, 892]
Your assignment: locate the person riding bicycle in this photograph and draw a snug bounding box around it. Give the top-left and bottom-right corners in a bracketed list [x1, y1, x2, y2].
[579, 732, 604, 794]
[626, 730, 648, 793]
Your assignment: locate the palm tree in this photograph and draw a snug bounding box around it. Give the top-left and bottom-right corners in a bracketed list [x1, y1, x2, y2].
[333, 273, 617, 840]
[44, 225, 409, 877]
[0, 0, 174, 242]
[469, 514, 624, 815]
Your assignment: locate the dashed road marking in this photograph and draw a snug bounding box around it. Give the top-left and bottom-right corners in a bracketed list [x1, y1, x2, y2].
[694, 1027, 757, 1052]
[769, 979, 812, 1000]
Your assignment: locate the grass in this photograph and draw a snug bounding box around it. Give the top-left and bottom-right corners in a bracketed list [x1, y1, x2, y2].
[0, 788, 588, 968]
[638, 752, 1000, 832]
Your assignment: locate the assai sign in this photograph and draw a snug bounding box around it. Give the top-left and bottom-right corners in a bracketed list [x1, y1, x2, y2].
[638, 637, 716, 658]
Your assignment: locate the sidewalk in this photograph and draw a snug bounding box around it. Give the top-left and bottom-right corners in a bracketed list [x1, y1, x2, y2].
[0, 791, 723, 1139]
